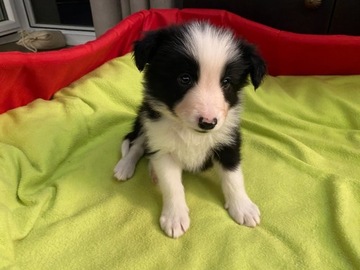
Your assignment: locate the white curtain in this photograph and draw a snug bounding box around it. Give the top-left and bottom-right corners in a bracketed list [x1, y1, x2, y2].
[90, 0, 181, 37]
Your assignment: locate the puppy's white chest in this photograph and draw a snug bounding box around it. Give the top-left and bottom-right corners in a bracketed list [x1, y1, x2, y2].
[145, 120, 218, 172]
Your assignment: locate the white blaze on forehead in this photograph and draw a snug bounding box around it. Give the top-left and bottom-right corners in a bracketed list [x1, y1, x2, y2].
[183, 22, 240, 79]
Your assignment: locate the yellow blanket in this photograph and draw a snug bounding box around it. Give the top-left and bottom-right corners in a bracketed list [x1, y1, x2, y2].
[1, 53, 359, 269]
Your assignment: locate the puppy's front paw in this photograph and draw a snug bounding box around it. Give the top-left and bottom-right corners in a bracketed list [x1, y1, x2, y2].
[113, 158, 135, 181]
[226, 197, 260, 228]
[160, 206, 190, 238]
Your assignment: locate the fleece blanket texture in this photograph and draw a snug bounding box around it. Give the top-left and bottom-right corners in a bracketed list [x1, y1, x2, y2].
[1, 53, 359, 269]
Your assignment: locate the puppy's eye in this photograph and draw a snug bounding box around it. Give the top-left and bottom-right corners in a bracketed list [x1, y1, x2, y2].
[178, 74, 193, 86]
[221, 77, 232, 89]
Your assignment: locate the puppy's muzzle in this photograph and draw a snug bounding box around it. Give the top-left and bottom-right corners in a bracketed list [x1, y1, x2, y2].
[198, 117, 218, 130]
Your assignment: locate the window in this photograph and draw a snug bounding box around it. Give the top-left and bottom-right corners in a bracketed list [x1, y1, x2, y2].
[0, 1, 8, 22]
[0, 0, 21, 36]
[23, 0, 94, 31]
[0, 0, 95, 45]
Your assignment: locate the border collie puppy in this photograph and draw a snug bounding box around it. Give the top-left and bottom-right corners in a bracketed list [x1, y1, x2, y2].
[114, 21, 266, 238]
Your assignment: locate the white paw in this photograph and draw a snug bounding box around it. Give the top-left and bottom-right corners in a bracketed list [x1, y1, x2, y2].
[160, 206, 190, 238]
[226, 197, 260, 227]
[113, 158, 135, 181]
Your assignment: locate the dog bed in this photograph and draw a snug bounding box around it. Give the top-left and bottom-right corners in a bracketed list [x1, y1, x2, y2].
[1, 9, 360, 269]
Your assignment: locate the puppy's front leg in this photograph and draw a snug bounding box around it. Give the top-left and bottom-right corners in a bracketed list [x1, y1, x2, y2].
[151, 154, 190, 238]
[218, 164, 260, 227]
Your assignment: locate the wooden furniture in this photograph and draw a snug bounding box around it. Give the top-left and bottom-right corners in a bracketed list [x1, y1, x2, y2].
[183, 0, 360, 35]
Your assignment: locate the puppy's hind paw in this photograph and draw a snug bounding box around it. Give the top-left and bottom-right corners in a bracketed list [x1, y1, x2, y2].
[113, 158, 135, 181]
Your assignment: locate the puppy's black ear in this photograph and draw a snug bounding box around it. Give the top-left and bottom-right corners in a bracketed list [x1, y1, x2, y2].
[133, 29, 167, 71]
[240, 41, 267, 90]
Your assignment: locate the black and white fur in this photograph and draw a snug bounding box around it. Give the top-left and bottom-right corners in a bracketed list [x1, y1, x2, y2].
[114, 22, 266, 238]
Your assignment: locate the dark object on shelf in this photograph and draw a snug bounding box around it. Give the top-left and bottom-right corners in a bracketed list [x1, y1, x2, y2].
[183, 0, 360, 35]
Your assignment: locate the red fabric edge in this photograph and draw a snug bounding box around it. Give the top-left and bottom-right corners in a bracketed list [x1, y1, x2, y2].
[1, 8, 360, 113]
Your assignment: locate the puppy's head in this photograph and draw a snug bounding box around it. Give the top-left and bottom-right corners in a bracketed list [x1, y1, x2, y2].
[134, 22, 266, 132]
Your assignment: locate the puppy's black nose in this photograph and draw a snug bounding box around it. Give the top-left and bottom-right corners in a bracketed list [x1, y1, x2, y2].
[198, 117, 217, 130]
